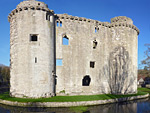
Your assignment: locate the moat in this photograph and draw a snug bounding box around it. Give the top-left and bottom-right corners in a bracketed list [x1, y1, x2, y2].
[0, 97, 150, 113]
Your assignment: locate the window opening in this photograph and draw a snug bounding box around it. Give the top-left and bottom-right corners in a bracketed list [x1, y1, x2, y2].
[35, 57, 37, 63]
[30, 34, 38, 41]
[38, 3, 40, 5]
[82, 75, 91, 86]
[93, 40, 98, 49]
[46, 13, 50, 21]
[63, 36, 69, 45]
[95, 27, 97, 33]
[95, 27, 99, 33]
[56, 59, 63, 66]
[57, 21, 59, 27]
[90, 61, 95, 68]
[60, 21, 62, 27]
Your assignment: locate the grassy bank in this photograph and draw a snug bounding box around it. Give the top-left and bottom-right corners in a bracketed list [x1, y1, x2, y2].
[138, 87, 150, 94]
[0, 90, 148, 103]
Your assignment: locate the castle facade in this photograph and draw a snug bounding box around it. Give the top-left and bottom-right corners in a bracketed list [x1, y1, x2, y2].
[8, 0, 139, 98]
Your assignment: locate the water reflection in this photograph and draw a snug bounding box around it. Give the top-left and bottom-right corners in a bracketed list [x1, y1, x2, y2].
[0, 98, 149, 113]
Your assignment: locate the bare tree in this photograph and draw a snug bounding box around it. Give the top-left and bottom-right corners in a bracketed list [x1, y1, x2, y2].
[99, 46, 136, 94]
[141, 44, 150, 71]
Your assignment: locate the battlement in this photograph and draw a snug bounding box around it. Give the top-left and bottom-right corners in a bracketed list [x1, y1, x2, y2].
[17, 0, 48, 9]
[56, 14, 99, 23]
[111, 16, 133, 24]
[56, 14, 139, 35]
[8, 0, 54, 22]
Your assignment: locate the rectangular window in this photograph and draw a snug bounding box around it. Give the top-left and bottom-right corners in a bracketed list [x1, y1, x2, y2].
[90, 61, 95, 68]
[30, 34, 38, 41]
[56, 59, 63, 66]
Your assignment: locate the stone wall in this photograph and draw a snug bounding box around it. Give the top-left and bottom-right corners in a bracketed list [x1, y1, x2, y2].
[56, 14, 139, 95]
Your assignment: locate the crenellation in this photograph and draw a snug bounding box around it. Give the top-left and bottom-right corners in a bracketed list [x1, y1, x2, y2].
[15, 9, 18, 13]
[24, 7, 28, 10]
[55, 14, 139, 35]
[8, 6, 54, 22]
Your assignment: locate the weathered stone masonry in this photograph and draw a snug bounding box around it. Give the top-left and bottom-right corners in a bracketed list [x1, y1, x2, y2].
[8, 0, 139, 98]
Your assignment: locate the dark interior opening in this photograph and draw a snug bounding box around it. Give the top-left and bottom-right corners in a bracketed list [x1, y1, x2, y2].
[35, 57, 37, 63]
[46, 13, 50, 21]
[82, 75, 91, 86]
[90, 61, 95, 68]
[93, 40, 98, 49]
[30, 35, 38, 41]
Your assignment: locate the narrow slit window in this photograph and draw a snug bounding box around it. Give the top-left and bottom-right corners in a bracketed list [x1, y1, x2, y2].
[48, 15, 50, 21]
[63, 36, 69, 45]
[57, 21, 59, 27]
[35, 57, 37, 63]
[56, 59, 63, 66]
[93, 40, 98, 49]
[46, 13, 50, 21]
[30, 34, 38, 41]
[95, 27, 99, 33]
[90, 61, 95, 68]
[60, 21, 62, 27]
[95, 27, 97, 33]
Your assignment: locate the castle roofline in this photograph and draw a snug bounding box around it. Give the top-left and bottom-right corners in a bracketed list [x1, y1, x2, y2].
[111, 16, 133, 24]
[17, 0, 48, 9]
[56, 13, 102, 23]
[56, 14, 139, 35]
[8, 0, 55, 22]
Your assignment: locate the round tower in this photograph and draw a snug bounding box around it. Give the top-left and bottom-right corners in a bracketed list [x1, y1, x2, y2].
[109, 16, 139, 94]
[8, 0, 55, 98]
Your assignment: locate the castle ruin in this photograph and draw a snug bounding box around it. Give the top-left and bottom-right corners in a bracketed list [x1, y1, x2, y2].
[8, 0, 139, 98]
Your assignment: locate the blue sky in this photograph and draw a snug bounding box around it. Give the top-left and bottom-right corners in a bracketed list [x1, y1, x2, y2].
[0, 0, 150, 68]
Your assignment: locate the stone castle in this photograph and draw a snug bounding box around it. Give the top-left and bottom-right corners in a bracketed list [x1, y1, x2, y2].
[8, 0, 139, 98]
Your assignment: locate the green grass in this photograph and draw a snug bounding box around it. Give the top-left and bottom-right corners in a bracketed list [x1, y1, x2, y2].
[0, 90, 148, 103]
[138, 87, 150, 94]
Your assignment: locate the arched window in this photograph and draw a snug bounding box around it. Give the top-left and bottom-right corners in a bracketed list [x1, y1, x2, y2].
[56, 21, 62, 27]
[95, 27, 97, 33]
[63, 36, 69, 45]
[95, 27, 99, 33]
[57, 21, 59, 27]
[82, 75, 91, 86]
[60, 21, 62, 27]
